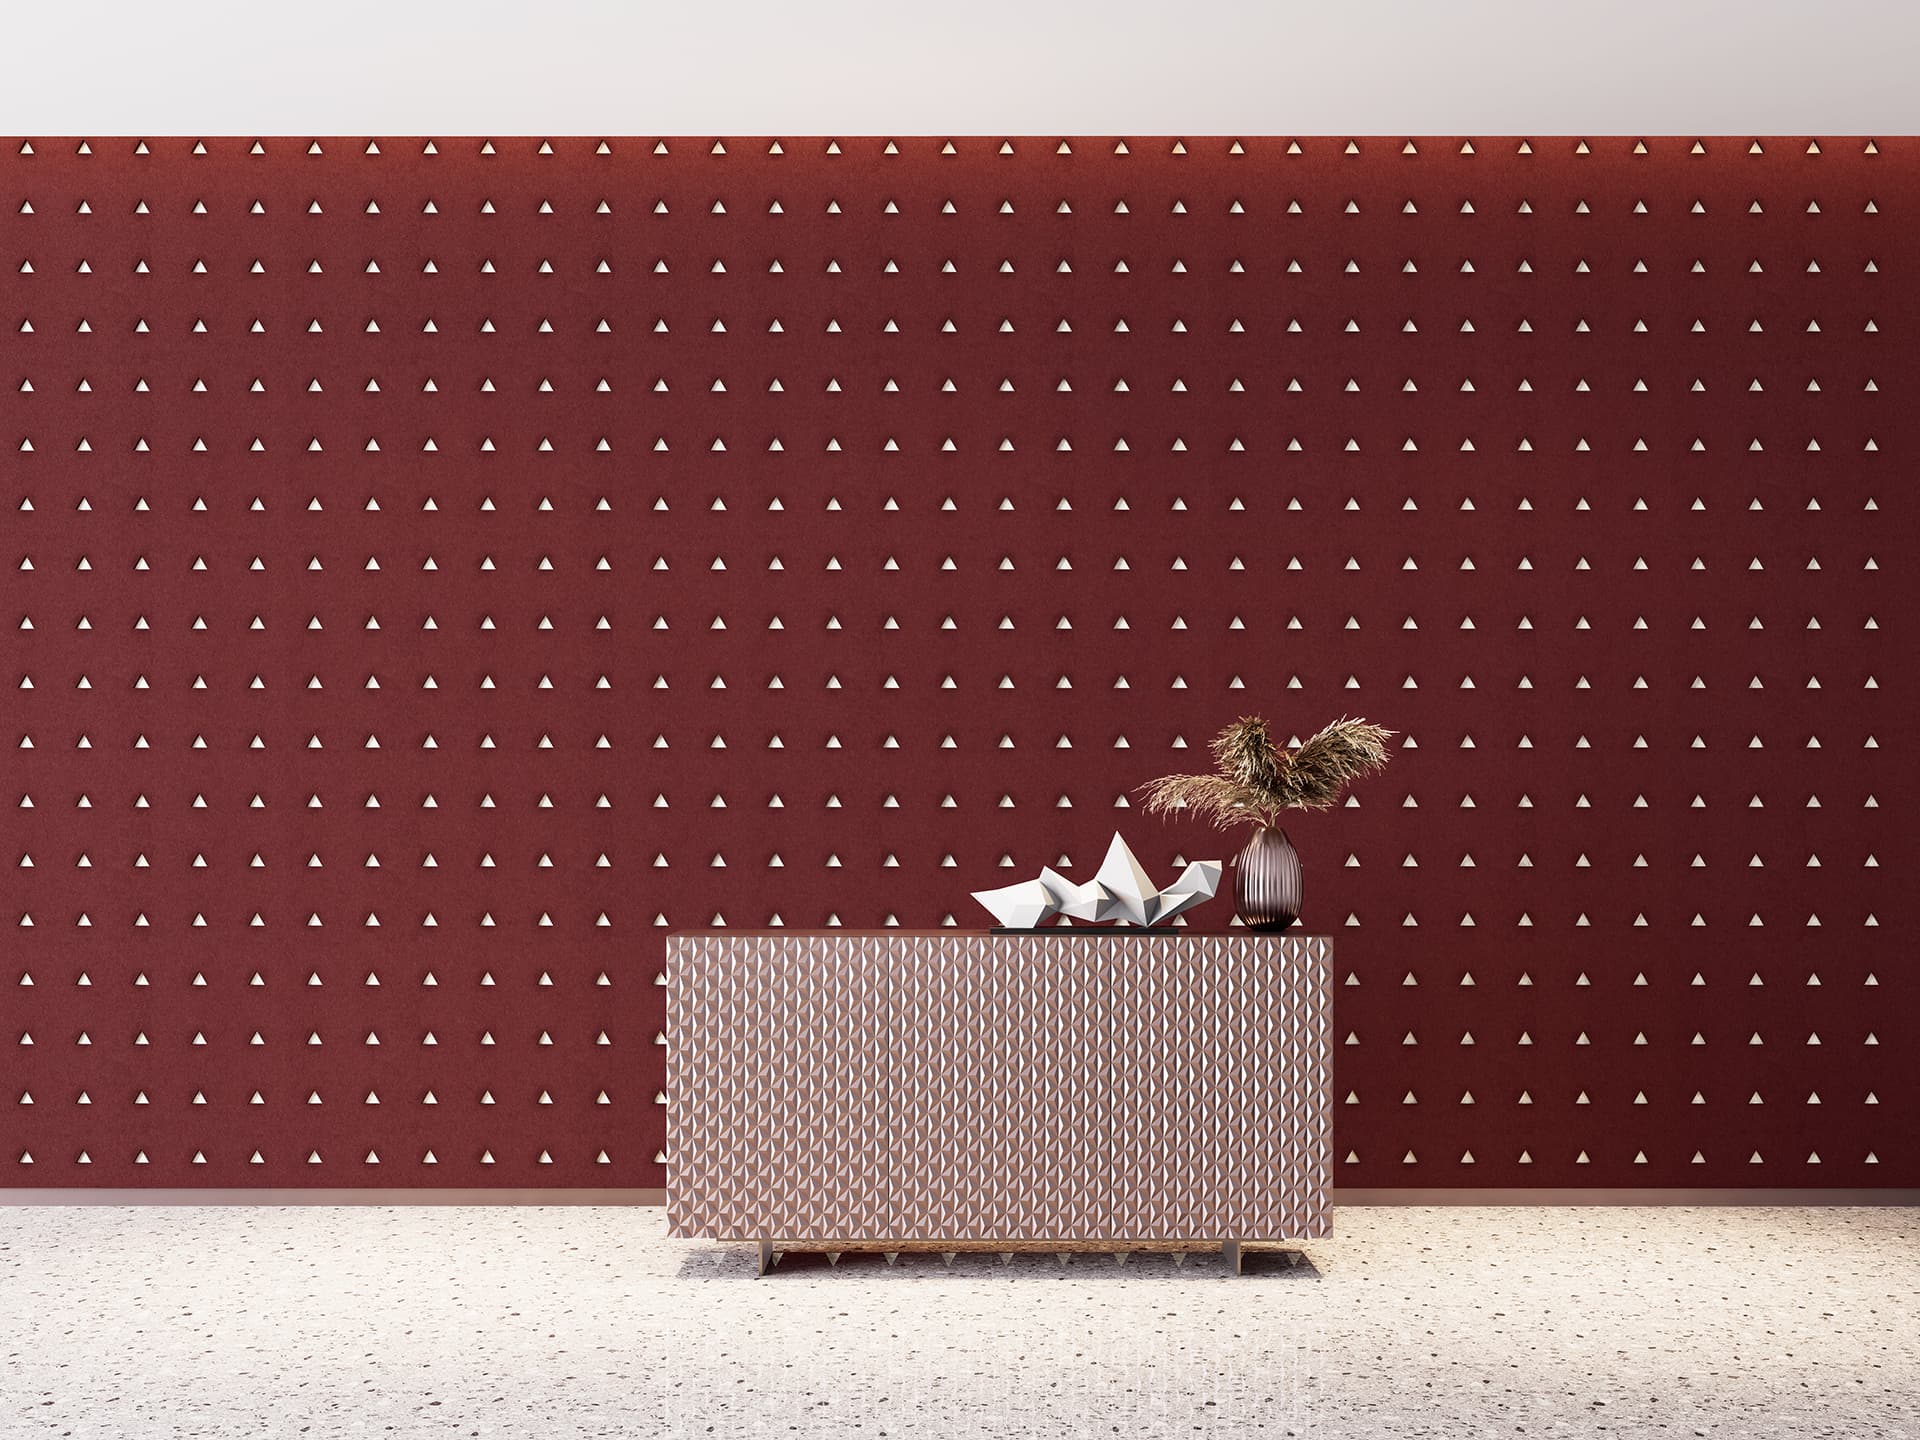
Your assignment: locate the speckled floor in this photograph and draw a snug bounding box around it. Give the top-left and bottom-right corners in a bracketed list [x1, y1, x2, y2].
[0, 1206, 1914, 1438]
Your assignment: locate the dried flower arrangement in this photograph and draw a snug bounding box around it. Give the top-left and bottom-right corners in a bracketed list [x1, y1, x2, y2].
[1137, 714, 1395, 930]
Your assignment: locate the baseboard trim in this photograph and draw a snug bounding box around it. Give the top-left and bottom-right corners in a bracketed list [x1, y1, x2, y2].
[0, 1188, 669, 1206]
[1332, 1188, 1920, 1206]
[0, 1186, 1913, 1207]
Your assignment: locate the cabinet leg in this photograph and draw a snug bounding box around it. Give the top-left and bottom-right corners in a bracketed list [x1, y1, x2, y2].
[756, 1239, 774, 1276]
[1222, 1240, 1242, 1277]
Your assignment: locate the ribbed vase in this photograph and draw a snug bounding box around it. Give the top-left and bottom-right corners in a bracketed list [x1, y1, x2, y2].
[1235, 824, 1303, 931]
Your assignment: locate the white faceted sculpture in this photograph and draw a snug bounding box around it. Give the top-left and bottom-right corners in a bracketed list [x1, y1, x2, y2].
[967, 878, 1059, 930]
[1153, 860, 1225, 924]
[1092, 831, 1158, 927]
[1038, 866, 1105, 923]
[971, 832, 1222, 928]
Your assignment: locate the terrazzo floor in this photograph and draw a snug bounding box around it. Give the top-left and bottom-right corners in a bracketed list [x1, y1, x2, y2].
[0, 1205, 1914, 1439]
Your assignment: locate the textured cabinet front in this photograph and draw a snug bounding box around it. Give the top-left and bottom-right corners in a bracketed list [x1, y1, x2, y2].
[666, 932, 1332, 1242]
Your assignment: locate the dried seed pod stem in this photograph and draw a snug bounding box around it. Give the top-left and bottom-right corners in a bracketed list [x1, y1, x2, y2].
[1137, 714, 1395, 830]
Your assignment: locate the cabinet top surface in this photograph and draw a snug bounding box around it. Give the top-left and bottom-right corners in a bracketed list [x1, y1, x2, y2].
[667, 929, 1331, 940]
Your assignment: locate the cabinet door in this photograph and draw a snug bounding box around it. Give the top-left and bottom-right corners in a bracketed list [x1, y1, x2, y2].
[664, 935, 733, 1238]
[994, 938, 1114, 1239]
[683, 936, 793, 1238]
[887, 936, 1114, 1239]
[751, 935, 893, 1239]
[667, 936, 893, 1240]
[1117, 936, 1334, 1241]
[1214, 940, 1296, 1237]
[887, 934, 1005, 1238]
[1108, 937, 1224, 1239]
[1266, 936, 1333, 1238]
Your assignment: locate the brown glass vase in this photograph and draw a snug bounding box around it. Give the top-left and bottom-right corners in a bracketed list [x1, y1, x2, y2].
[1235, 824, 1302, 931]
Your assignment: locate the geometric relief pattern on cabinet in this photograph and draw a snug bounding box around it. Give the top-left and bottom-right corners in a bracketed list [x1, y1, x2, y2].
[1109, 935, 1333, 1239]
[1, 137, 1913, 1191]
[991, 940, 1110, 1239]
[666, 932, 1331, 1242]
[889, 935, 1006, 1236]
[662, 939, 729, 1232]
[1226, 936, 1332, 1237]
[775, 935, 889, 1238]
[667, 933, 891, 1238]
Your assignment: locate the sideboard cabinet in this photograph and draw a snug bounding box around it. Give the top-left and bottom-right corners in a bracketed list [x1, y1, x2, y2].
[666, 930, 1331, 1272]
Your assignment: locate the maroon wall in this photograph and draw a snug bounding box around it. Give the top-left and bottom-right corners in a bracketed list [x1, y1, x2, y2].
[2, 136, 1913, 1189]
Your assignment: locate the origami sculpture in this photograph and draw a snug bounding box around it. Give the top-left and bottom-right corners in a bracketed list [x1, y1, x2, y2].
[972, 833, 1223, 929]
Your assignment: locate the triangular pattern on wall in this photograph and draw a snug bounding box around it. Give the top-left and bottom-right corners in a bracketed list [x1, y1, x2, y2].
[0, 136, 1907, 1189]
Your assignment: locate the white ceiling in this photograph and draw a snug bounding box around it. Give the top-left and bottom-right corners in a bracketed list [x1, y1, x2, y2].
[4, 0, 1911, 135]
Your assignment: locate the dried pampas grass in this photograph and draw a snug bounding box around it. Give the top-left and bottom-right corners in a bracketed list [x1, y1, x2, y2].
[1137, 714, 1395, 830]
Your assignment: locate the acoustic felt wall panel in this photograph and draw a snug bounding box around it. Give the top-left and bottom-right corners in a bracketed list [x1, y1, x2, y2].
[0, 136, 1912, 1190]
